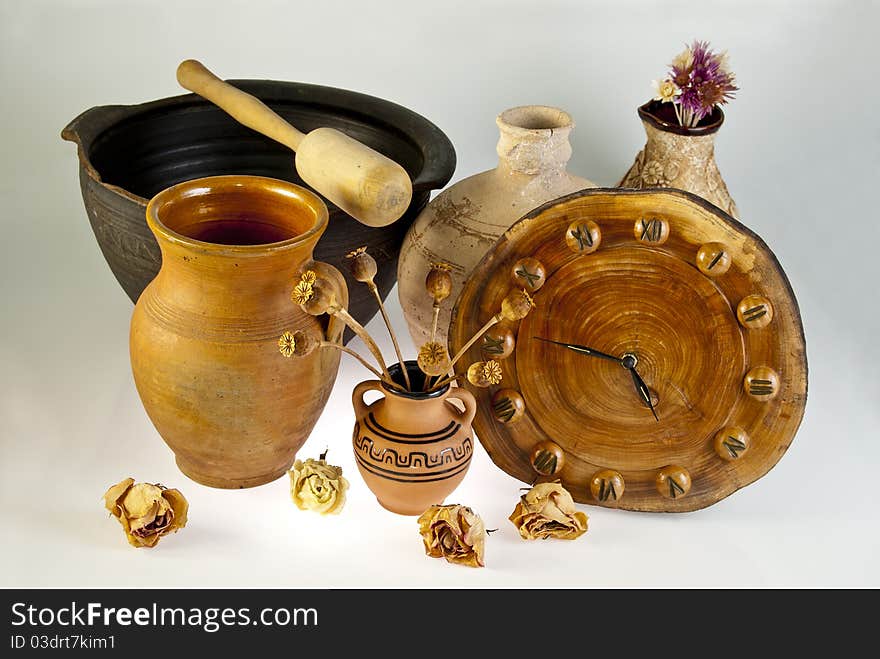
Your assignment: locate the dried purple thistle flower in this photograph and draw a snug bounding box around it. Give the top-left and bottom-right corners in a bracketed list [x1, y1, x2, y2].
[662, 40, 738, 127]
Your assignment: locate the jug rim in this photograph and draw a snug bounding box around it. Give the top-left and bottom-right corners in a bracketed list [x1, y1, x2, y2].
[638, 100, 724, 136]
[145, 175, 329, 257]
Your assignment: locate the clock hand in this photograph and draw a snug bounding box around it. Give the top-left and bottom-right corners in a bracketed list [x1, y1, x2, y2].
[623, 358, 659, 422]
[533, 337, 623, 364]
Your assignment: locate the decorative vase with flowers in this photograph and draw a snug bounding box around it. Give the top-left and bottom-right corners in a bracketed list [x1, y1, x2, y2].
[618, 40, 740, 218]
[278, 251, 536, 515]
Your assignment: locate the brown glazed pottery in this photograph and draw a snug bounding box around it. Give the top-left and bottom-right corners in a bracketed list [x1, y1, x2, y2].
[352, 362, 477, 515]
[130, 175, 347, 488]
[618, 100, 739, 218]
[62, 80, 455, 342]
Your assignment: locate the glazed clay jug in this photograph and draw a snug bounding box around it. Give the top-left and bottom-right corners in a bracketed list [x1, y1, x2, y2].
[131, 175, 347, 488]
[352, 362, 477, 515]
[618, 100, 739, 218]
[398, 105, 594, 349]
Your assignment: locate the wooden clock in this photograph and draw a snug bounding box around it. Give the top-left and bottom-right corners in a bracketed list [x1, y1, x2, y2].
[449, 188, 807, 512]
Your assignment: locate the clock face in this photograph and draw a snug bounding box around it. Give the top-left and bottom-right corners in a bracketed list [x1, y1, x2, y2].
[449, 189, 807, 512]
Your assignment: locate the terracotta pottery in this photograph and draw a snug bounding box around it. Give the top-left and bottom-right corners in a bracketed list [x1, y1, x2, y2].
[62, 80, 455, 342]
[130, 175, 347, 489]
[352, 362, 477, 515]
[618, 100, 739, 218]
[398, 105, 594, 349]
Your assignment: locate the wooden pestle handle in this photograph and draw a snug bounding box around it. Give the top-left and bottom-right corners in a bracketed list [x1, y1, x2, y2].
[177, 59, 304, 151]
[175, 59, 413, 227]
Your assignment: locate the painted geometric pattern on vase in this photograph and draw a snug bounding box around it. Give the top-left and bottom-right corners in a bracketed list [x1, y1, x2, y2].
[353, 417, 472, 483]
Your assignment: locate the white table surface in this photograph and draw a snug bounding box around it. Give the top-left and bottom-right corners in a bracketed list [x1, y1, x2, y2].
[1, 0, 877, 588]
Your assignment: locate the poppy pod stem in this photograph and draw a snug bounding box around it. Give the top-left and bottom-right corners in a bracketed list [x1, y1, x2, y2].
[426, 373, 462, 392]
[424, 306, 451, 391]
[430, 303, 441, 344]
[323, 343, 406, 393]
[319, 341, 385, 382]
[447, 314, 501, 372]
[329, 304, 393, 383]
[367, 282, 410, 390]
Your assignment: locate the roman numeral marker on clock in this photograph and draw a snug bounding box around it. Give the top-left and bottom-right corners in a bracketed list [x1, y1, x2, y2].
[634, 216, 669, 244]
[565, 219, 601, 254]
[482, 335, 505, 355]
[590, 469, 625, 504]
[744, 367, 780, 400]
[723, 436, 746, 458]
[714, 427, 750, 461]
[491, 389, 525, 424]
[571, 225, 593, 249]
[737, 295, 774, 329]
[656, 465, 691, 499]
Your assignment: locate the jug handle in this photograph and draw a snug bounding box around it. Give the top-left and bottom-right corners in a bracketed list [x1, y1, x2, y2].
[304, 259, 348, 343]
[444, 387, 477, 427]
[352, 380, 384, 420]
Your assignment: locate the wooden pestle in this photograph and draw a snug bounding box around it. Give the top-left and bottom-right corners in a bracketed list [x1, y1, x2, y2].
[176, 60, 412, 228]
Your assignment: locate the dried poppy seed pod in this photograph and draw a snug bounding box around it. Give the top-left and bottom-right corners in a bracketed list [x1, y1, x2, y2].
[417, 341, 450, 377]
[466, 362, 488, 386]
[300, 278, 337, 316]
[346, 246, 378, 284]
[291, 330, 319, 357]
[278, 331, 296, 358]
[426, 262, 453, 303]
[466, 360, 503, 387]
[290, 279, 314, 306]
[500, 288, 535, 322]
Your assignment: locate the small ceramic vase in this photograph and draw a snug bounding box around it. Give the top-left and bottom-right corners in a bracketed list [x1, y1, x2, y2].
[352, 362, 477, 515]
[130, 175, 347, 488]
[398, 105, 595, 349]
[618, 100, 739, 218]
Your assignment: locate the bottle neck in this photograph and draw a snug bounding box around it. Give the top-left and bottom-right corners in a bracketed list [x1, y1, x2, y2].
[495, 106, 574, 176]
[152, 237, 314, 315]
[376, 387, 454, 431]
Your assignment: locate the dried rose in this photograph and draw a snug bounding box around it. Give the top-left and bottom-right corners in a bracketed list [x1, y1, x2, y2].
[346, 246, 378, 284]
[417, 341, 450, 376]
[103, 478, 188, 548]
[500, 288, 534, 322]
[289, 457, 349, 515]
[466, 360, 503, 387]
[417, 504, 485, 568]
[509, 482, 588, 541]
[425, 262, 453, 303]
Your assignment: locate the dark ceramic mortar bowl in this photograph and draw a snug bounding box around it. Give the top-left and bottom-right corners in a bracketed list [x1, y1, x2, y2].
[62, 80, 456, 341]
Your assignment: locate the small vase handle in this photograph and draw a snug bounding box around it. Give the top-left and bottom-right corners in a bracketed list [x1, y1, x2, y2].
[445, 387, 477, 427]
[304, 259, 348, 343]
[352, 380, 383, 421]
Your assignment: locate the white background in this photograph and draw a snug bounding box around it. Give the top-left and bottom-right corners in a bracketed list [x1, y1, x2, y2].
[1, 0, 877, 587]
